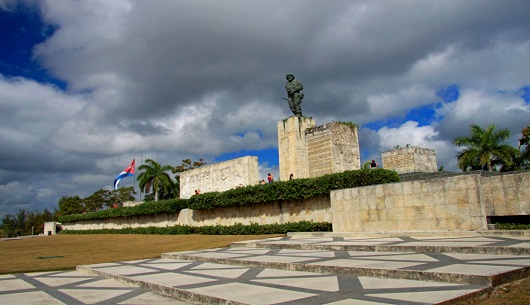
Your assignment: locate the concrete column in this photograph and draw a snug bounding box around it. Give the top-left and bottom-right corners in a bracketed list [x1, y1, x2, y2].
[277, 116, 316, 181]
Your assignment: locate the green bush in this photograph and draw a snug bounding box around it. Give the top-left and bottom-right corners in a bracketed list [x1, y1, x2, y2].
[495, 223, 530, 230]
[62, 221, 332, 235]
[59, 199, 188, 223]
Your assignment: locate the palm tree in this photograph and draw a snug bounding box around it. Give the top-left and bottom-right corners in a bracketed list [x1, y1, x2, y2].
[137, 159, 174, 201]
[453, 124, 514, 172]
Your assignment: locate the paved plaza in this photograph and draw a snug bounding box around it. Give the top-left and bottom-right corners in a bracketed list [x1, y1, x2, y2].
[1, 234, 529, 304]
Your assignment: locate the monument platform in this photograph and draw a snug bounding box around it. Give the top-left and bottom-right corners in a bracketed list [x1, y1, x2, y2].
[0, 235, 530, 305]
[3, 234, 528, 305]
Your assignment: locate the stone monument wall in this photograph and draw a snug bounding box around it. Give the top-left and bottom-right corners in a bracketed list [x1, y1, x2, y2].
[306, 123, 360, 177]
[332, 174, 487, 232]
[480, 171, 530, 216]
[306, 124, 333, 177]
[180, 156, 259, 199]
[382, 146, 437, 174]
[277, 116, 316, 181]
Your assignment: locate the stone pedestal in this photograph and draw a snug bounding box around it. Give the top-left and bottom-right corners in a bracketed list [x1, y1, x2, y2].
[382, 146, 437, 174]
[277, 116, 316, 181]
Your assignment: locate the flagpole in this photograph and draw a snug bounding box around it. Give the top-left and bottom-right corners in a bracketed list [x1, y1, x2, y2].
[133, 155, 137, 202]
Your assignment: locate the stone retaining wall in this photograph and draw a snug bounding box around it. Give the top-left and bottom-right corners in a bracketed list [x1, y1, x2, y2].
[63, 172, 529, 233]
[63, 196, 331, 230]
[331, 174, 486, 232]
[480, 171, 530, 216]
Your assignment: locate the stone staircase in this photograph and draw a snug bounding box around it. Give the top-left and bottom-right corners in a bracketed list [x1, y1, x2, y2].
[78, 234, 530, 305]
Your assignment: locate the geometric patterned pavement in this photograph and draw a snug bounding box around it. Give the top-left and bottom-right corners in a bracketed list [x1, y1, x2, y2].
[230, 235, 530, 255]
[0, 270, 193, 305]
[80, 258, 486, 304]
[2, 235, 529, 304]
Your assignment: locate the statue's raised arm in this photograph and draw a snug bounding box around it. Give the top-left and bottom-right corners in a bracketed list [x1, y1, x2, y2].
[284, 74, 304, 117]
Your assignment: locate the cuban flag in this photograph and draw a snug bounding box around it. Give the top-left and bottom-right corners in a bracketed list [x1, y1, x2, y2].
[114, 159, 135, 190]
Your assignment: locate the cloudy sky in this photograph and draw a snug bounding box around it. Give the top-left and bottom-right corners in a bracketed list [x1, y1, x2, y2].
[0, 0, 529, 217]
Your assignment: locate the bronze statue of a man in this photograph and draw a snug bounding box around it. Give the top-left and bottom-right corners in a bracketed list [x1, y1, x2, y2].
[285, 74, 304, 116]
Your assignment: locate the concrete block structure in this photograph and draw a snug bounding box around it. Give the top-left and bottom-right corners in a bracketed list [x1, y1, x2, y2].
[305, 122, 361, 178]
[180, 156, 259, 199]
[43, 221, 62, 235]
[277, 116, 316, 180]
[278, 118, 361, 181]
[382, 146, 437, 174]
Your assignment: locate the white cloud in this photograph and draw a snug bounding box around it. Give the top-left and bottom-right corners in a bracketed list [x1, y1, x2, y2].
[378, 121, 457, 170]
[367, 85, 437, 119]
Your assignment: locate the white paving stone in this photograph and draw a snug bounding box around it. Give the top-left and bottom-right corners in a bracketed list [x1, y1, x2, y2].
[186, 266, 250, 279]
[34, 276, 94, 287]
[0, 291, 66, 305]
[59, 288, 134, 304]
[118, 291, 195, 305]
[366, 287, 481, 304]
[0, 278, 35, 291]
[428, 263, 523, 275]
[252, 275, 340, 292]
[188, 282, 316, 305]
[134, 272, 217, 287]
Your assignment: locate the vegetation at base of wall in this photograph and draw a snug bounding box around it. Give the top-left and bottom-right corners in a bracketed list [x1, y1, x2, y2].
[495, 223, 530, 230]
[59, 200, 188, 223]
[334, 121, 358, 129]
[58, 169, 398, 222]
[61, 221, 332, 235]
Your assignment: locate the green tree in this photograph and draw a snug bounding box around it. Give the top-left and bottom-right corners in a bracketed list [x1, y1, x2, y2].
[83, 189, 109, 212]
[57, 195, 84, 216]
[519, 126, 530, 167]
[108, 187, 136, 208]
[501, 126, 530, 171]
[137, 159, 174, 202]
[453, 124, 514, 172]
[1, 214, 16, 237]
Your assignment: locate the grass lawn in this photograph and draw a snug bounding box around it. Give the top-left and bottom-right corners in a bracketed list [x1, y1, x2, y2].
[0, 234, 282, 274]
[0, 234, 528, 304]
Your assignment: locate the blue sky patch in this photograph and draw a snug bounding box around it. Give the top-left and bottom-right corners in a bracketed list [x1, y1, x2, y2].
[437, 85, 459, 103]
[0, 6, 65, 88]
[215, 147, 279, 166]
[363, 85, 459, 131]
[362, 103, 439, 130]
[520, 86, 530, 103]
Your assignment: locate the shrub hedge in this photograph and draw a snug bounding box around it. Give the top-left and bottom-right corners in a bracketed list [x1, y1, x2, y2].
[495, 223, 530, 230]
[59, 200, 188, 223]
[187, 168, 399, 210]
[62, 221, 332, 235]
[58, 169, 399, 222]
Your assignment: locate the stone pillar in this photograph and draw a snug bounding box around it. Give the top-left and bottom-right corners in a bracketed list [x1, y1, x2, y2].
[277, 116, 316, 181]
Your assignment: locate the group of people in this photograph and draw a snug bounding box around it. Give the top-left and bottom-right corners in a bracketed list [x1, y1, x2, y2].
[259, 172, 296, 184]
[260, 173, 276, 184]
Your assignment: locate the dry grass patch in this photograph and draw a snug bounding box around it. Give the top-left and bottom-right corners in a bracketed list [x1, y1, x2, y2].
[473, 277, 530, 305]
[0, 234, 282, 274]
